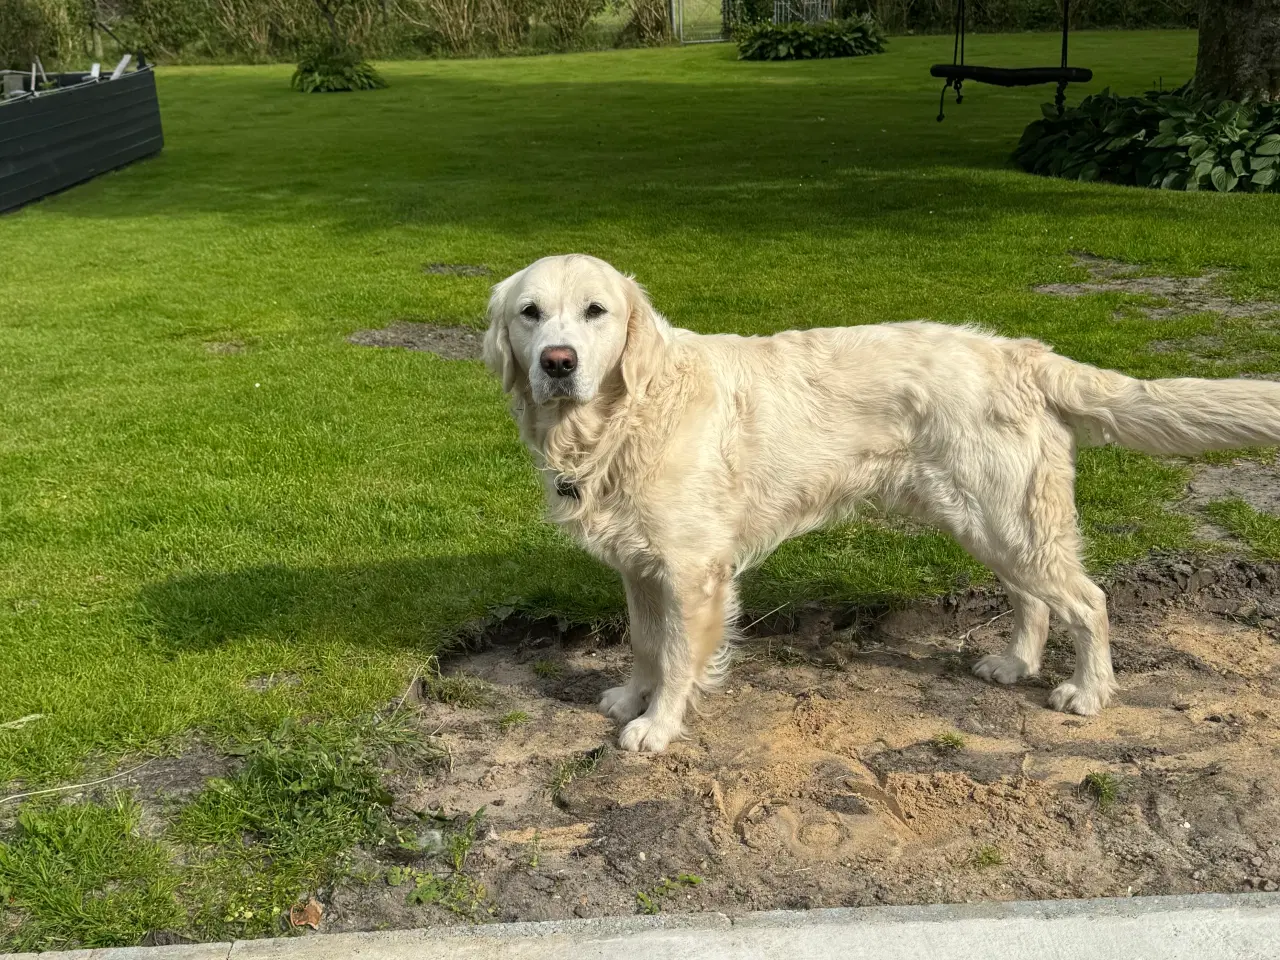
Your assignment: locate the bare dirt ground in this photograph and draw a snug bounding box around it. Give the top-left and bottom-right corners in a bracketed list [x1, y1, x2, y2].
[320, 553, 1280, 932]
[347, 321, 484, 360]
[1034, 251, 1280, 322]
[303, 254, 1280, 932]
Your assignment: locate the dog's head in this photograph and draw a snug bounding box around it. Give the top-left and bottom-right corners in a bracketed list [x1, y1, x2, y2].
[483, 254, 666, 406]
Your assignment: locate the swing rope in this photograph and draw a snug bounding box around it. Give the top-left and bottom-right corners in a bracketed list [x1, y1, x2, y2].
[932, 0, 1090, 122]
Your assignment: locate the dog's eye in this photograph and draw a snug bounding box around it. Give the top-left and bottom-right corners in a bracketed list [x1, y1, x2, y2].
[585, 302, 606, 319]
[519, 303, 541, 321]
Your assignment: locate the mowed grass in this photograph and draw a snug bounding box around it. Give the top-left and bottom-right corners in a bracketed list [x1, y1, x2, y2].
[3, 31, 1280, 788]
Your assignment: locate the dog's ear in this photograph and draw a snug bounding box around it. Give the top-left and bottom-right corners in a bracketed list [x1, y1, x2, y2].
[621, 276, 666, 400]
[483, 274, 518, 394]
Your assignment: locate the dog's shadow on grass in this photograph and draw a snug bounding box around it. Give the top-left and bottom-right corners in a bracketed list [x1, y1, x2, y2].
[135, 548, 622, 657]
[137, 552, 1018, 719]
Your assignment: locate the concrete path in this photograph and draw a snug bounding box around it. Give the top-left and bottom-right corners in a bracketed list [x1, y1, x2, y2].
[8, 893, 1280, 960]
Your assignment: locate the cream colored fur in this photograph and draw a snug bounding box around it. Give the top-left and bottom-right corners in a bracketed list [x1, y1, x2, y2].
[483, 254, 1280, 752]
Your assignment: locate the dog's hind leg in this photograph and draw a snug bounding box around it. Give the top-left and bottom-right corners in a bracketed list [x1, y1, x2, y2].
[972, 584, 1050, 684]
[953, 425, 1115, 714]
[599, 574, 663, 724]
[618, 563, 732, 753]
[978, 561, 1112, 714]
[1036, 571, 1113, 715]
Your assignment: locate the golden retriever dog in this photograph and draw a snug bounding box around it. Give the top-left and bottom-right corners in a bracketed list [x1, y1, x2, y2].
[483, 254, 1280, 753]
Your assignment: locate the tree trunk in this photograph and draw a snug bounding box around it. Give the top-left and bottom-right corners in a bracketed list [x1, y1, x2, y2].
[1195, 0, 1280, 101]
[314, 0, 342, 46]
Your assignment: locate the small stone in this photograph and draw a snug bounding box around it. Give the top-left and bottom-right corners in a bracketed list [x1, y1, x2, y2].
[1192, 870, 1205, 881]
[638, 851, 646, 862]
[1265, 880, 1278, 893]
[1252, 856, 1265, 868]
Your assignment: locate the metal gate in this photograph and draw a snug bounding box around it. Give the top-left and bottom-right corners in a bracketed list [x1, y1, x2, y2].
[672, 0, 731, 43]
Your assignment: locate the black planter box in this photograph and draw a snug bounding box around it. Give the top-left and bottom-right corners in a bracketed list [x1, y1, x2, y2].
[0, 67, 164, 214]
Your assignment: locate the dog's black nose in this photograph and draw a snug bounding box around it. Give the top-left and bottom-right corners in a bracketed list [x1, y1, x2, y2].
[540, 346, 578, 379]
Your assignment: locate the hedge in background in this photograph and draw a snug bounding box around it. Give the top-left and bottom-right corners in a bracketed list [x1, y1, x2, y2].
[730, 0, 1196, 34]
[1014, 86, 1280, 193]
[1, 0, 668, 69]
[736, 15, 885, 61]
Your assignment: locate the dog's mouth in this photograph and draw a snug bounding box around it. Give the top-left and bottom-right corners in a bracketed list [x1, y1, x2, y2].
[531, 373, 586, 404]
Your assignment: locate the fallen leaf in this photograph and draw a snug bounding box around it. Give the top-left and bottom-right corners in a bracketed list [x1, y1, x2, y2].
[289, 898, 323, 930]
[0, 714, 46, 731]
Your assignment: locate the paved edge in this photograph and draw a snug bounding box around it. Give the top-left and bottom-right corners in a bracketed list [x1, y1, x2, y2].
[6, 893, 1280, 959]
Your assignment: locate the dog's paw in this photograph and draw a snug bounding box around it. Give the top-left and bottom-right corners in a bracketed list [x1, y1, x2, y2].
[972, 654, 1033, 685]
[618, 715, 677, 753]
[599, 685, 646, 724]
[1047, 681, 1108, 716]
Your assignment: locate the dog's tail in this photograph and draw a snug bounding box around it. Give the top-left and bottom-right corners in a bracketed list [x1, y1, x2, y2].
[1037, 352, 1280, 455]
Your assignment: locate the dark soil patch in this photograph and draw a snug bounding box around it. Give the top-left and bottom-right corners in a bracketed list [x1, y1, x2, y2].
[1034, 251, 1280, 321]
[125, 744, 238, 812]
[1177, 456, 1280, 544]
[347, 321, 484, 361]
[318, 552, 1280, 931]
[423, 263, 491, 277]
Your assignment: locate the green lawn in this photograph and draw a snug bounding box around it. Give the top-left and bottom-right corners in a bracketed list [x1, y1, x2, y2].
[4, 31, 1280, 795]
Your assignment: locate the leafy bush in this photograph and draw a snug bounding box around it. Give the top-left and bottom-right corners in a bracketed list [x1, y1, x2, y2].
[15, 0, 1201, 65]
[0, 0, 45, 69]
[615, 0, 672, 46]
[1014, 85, 1280, 193]
[837, 0, 1196, 34]
[736, 15, 885, 61]
[727, 0, 772, 26]
[292, 42, 387, 91]
[538, 0, 609, 48]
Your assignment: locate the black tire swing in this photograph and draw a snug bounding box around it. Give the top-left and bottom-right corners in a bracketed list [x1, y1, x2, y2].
[930, 0, 1092, 122]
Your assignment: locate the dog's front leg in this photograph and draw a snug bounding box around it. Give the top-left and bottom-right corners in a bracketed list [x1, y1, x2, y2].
[616, 566, 731, 753]
[599, 573, 663, 725]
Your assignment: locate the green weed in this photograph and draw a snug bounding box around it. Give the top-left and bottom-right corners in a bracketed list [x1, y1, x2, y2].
[532, 659, 563, 680]
[971, 845, 1005, 869]
[173, 717, 433, 939]
[421, 664, 492, 708]
[1080, 771, 1123, 812]
[0, 796, 183, 952]
[499, 711, 531, 732]
[547, 746, 607, 806]
[932, 731, 966, 752]
[635, 874, 704, 914]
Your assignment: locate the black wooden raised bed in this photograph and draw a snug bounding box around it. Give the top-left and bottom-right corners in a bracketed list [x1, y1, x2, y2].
[0, 66, 164, 214]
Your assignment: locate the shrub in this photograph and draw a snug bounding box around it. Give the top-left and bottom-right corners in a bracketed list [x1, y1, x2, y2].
[614, 0, 671, 46]
[0, 0, 45, 69]
[728, 0, 772, 26]
[736, 14, 885, 61]
[119, 0, 218, 60]
[1014, 85, 1280, 194]
[292, 41, 387, 91]
[538, 0, 609, 48]
[837, 0, 1196, 34]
